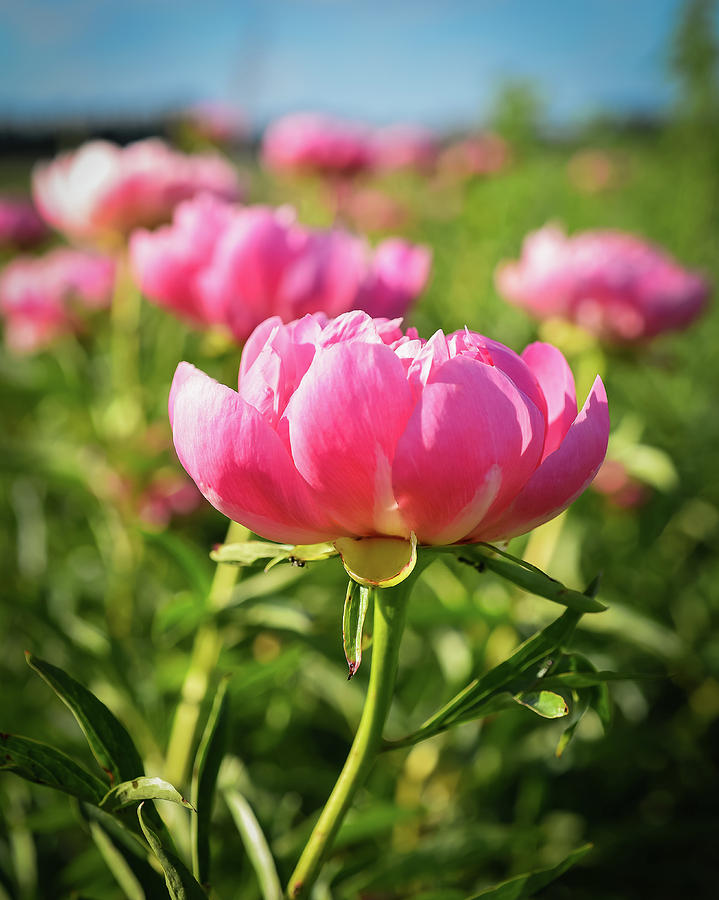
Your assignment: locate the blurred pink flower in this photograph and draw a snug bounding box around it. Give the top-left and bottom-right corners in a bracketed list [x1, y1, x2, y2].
[33, 138, 243, 243]
[591, 459, 649, 509]
[370, 125, 439, 174]
[262, 113, 374, 177]
[169, 311, 608, 546]
[0, 196, 48, 249]
[130, 193, 431, 341]
[438, 134, 510, 179]
[183, 101, 247, 144]
[138, 471, 203, 528]
[566, 150, 617, 194]
[0, 248, 115, 353]
[342, 186, 409, 232]
[496, 225, 710, 342]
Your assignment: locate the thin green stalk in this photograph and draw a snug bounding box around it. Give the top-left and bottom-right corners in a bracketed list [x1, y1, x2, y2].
[165, 519, 249, 786]
[107, 251, 145, 440]
[286, 569, 423, 900]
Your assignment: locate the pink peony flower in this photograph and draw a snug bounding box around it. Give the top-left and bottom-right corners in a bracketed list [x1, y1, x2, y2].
[370, 125, 439, 174]
[0, 248, 115, 353]
[0, 196, 48, 248]
[262, 113, 374, 177]
[169, 311, 608, 547]
[32, 138, 242, 243]
[496, 224, 710, 342]
[130, 193, 431, 341]
[438, 134, 510, 180]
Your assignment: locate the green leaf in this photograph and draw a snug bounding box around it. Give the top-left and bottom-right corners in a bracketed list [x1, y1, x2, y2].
[451, 544, 606, 613]
[342, 581, 372, 679]
[191, 677, 230, 886]
[224, 789, 282, 900]
[0, 733, 107, 804]
[137, 803, 207, 900]
[386, 608, 582, 749]
[514, 690, 569, 719]
[210, 541, 336, 570]
[100, 777, 195, 813]
[466, 844, 592, 899]
[25, 653, 144, 786]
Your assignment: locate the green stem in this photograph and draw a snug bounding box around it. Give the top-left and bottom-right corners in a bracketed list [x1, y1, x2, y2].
[164, 519, 249, 786]
[286, 572, 420, 900]
[107, 251, 145, 440]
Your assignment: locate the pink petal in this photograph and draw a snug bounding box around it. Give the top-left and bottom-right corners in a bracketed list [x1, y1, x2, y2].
[477, 375, 609, 542]
[521, 342, 577, 459]
[169, 362, 338, 544]
[282, 341, 415, 536]
[392, 355, 545, 545]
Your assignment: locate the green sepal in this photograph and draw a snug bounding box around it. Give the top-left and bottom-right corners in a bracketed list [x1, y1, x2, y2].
[342, 581, 372, 679]
[210, 540, 336, 570]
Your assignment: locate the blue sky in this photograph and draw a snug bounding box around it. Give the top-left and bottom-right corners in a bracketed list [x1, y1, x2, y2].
[0, 0, 696, 130]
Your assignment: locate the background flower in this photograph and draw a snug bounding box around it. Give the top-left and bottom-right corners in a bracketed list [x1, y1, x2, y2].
[495, 224, 710, 342]
[130, 194, 431, 340]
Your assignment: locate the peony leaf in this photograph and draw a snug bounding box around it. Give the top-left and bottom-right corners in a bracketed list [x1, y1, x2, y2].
[25, 653, 144, 787]
[137, 803, 207, 900]
[191, 677, 230, 886]
[0, 733, 107, 804]
[335, 533, 417, 587]
[465, 843, 592, 899]
[452, 544, 606, 613]
[342, 580, 372, 679]
[100, 776, 195, 813]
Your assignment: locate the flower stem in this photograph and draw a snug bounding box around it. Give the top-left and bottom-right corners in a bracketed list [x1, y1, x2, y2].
[286, 574, 418, 899]
[165, 519, 248, 786]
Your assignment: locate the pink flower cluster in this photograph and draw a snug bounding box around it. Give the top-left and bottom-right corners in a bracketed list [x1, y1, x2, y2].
[0, 196, 48, 248]
[370, 125, 439, 174]
[496, 225, 710, 342]
[130, 193, 431, 342]
[33, 138, 242, 243]
[0, 248, 115, 353]
[169, 311, 608, 547]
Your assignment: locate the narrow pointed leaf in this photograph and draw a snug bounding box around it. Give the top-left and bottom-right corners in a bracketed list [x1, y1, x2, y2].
[514, 690, 569, 719]
[191, 677, 230, 886]
[452, 544, 606, 613]
[224, 789, 282, 900]
[0, 733, 106, 803]
[137, 803, 207, 900]
[466, 843, 592, 899]
[342, 581, 372, 679]
[25, 653, 144, 786]
[100, 777, 195, 813]
[386, 608, 581, 749]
